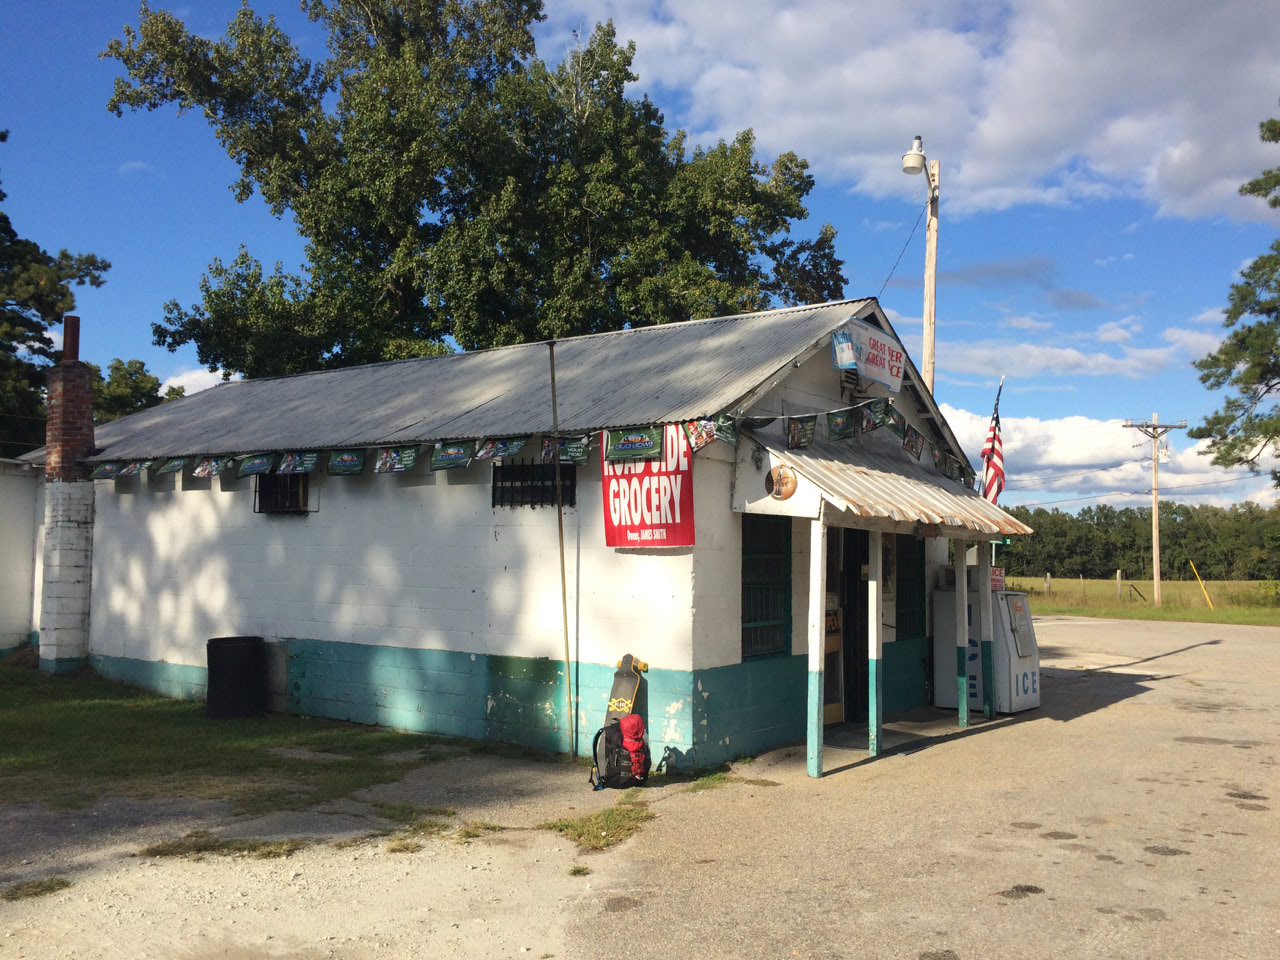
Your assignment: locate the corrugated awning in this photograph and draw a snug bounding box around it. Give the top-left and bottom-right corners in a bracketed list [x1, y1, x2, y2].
[746, 424, 1032, 539]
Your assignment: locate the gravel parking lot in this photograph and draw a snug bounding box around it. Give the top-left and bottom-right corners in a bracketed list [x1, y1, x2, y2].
[2, 616, 1277, 959]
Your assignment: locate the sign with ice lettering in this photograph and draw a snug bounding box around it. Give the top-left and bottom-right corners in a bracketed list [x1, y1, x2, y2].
[601, 424, 694, 547]
[831, 318, 906, 394]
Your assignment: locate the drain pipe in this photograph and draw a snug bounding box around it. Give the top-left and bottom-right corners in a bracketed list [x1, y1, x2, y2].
[547, 341, 576, 757]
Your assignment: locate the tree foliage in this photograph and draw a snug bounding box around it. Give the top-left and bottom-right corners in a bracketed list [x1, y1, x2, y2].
[90, 358, 185, 424]
[103, 2, 845, 375]
[1190, 99, 1280, 483]
[1000, 501, 1280, 583]
[1, 130, 111, 455]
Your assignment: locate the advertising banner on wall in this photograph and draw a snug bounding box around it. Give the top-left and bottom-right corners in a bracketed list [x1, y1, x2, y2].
[831, 317, 906, 394]
[601, 423, 694, 547]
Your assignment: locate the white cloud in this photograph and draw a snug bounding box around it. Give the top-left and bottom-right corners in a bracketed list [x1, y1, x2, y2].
[861, 218, 903, 233]
[939, 403, 1279, 508]
[938, 338, 1167, 380]
[116, 160, 156, 176]
[1162, 327, 1221, 357]
[161, 368, 237, 395]
[1096, 316, 1142, 343]
[540, 0, 1280, 223]
[1003, 316, 1053, 331]
[1189, 307, 1225, 326]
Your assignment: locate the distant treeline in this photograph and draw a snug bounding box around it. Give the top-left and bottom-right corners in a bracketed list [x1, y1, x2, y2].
[1000, 501, 1280, 582]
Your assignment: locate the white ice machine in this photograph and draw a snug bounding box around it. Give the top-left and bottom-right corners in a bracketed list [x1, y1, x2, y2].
[932, 589, 1040, 713]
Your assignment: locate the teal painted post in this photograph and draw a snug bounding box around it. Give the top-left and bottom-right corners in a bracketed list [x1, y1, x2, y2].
[953, 541, 969, 728]
[867, 529, 883, 756]
[807, 668, 823, 774]
[868, 658, 882, 754]
[806, 514, 827, 778]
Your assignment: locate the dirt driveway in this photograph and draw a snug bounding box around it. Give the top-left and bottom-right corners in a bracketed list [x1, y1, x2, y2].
[2, 617, 1277, 959]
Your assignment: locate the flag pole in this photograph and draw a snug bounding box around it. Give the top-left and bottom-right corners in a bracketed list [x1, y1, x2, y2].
[981, 376, 1005, 505]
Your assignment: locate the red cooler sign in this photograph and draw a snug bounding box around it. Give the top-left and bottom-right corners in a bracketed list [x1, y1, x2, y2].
[602, 425, 694, 547]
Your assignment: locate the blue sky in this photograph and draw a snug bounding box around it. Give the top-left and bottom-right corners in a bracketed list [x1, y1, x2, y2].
[3, 1, 1279, 509]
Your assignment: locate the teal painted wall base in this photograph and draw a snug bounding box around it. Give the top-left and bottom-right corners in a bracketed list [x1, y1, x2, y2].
[39, 656, 88, 675]
[84, 643, 811, 773]
[692, 654, 806, 772]
[90, 655, 207, 700]
[287, 641, 809, 771]
[882, 634, 928, 713]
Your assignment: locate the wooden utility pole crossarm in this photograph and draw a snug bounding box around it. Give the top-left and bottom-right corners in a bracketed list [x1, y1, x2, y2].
[1122, 414, 1187, 607]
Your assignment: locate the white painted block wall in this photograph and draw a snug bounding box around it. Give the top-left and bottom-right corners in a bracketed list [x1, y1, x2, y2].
[0, 462, 39, 648]
[89, 447, 713, 673]
[40, 480, 94, 662]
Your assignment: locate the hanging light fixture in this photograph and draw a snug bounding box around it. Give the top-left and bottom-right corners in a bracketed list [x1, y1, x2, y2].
[901, 135, 926, 176]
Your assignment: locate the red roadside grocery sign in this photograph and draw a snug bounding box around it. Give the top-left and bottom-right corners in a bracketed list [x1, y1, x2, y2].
[601, 424, 695, 547]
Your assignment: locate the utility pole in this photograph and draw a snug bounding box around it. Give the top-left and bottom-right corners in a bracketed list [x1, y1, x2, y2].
[921, 158, 939, 392]
[1123, 413, 1186, 606]
[902, 137, 940, 392]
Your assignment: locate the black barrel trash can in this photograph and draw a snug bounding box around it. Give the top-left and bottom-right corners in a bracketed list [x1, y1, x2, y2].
[206, 636, 267, 719]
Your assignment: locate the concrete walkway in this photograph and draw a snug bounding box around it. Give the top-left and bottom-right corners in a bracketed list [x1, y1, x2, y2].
[564, 617, 1280, 959]
[2, 616, 1275, 959]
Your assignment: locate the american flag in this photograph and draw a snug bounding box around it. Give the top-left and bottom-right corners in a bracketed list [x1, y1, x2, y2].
[981, 380, 1004, 504]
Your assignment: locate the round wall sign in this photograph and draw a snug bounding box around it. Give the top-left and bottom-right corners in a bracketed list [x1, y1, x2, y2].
[766, 465, 797, 500]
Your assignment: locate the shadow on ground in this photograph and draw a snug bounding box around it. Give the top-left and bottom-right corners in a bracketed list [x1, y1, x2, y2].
[814, 660, 1176, 777]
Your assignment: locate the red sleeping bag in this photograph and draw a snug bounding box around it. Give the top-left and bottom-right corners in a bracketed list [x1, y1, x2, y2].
[618, 713, 652, 782]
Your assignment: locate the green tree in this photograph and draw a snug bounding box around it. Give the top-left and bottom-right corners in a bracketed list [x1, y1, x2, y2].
[1190, 100, 1280, 483]
[104, 3, 845, 375]
[1, 130, 111, 455]
[89, 358, 185, 423]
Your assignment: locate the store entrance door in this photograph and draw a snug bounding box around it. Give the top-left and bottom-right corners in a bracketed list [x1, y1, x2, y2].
[843, 528, 869, 724]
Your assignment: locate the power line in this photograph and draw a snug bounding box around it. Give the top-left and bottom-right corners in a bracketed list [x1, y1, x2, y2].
[1154, 476, 1256, 491]
[1016, 491, 1140, 508]
[1005, 457, 1146, 487]
[877, 199, 928, 299]
[1013, 473, 1257, 508]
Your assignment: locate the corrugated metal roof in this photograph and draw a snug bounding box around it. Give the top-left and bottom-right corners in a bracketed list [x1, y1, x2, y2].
[747, 422, 1033, 538]
[49, 299, 878, 462]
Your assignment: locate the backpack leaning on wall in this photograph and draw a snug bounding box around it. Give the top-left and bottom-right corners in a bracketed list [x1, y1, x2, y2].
[589, 714, 651, 790]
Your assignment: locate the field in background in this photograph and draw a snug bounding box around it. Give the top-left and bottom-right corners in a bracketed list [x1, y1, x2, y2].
[1005, 577, 1280, 626]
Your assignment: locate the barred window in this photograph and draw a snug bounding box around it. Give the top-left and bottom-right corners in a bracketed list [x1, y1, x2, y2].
[255, 474, 309, 515]
[741, 514, 792, 658]
[492, 462, 576, 508]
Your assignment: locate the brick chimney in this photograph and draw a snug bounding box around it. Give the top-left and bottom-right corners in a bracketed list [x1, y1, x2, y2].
[39, 315, 97, 674]
[44, 315, 96, 482]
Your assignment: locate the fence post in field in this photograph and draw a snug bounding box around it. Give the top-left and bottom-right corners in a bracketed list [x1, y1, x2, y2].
[1116, 569, 1122, 602]
[1044, 572, 1052, 595]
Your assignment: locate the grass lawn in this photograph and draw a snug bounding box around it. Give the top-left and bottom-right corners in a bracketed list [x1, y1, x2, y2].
[1006, 577, 1280, 626]
[0, 661, 458, 813]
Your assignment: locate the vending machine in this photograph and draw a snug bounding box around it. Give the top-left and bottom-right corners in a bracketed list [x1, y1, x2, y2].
[932, 588, 1040, 713]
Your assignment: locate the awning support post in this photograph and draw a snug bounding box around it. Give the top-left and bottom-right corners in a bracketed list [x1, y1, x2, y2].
[978, 542, 995, 719]
[867, 529, 883, 756]
[953, 540, 969, 728]
[806, 510, 827, 778]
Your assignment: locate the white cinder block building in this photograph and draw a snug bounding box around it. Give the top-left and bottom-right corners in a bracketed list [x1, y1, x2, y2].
[18, 300, 1029, 774]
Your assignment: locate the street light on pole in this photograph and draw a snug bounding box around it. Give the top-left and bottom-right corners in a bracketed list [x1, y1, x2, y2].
[902, 135, 940, 393]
